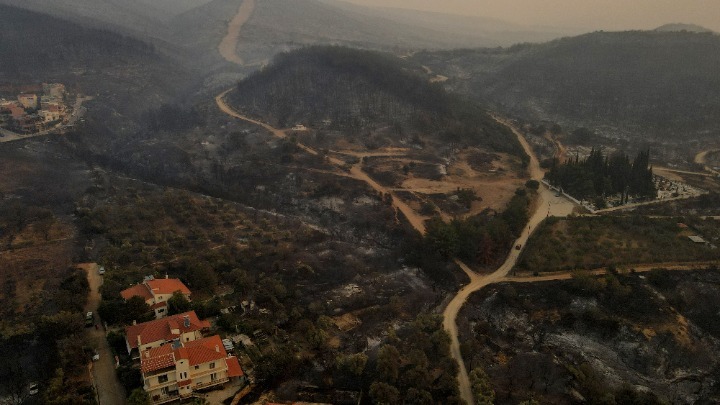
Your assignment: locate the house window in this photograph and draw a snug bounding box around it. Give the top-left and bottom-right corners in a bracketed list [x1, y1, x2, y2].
[180, 372, 187, 380]
[194, 365, 199, 370]
[158, 374, 168, 383]
[209, 362, 215, 369]
[211, 373, 217, 381]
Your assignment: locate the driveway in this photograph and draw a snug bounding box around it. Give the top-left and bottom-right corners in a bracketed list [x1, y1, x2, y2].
[80, 263, 126, 405]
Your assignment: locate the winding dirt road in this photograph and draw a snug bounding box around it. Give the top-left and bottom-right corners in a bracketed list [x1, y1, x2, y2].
[694, 149, 720, 176]
[442, 117, 578, 403]
[218, 0, 256, 66]
[215, 90, 429, 233]
[216, 84, 581, 403]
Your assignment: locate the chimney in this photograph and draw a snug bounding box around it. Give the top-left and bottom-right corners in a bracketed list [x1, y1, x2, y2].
[133, 320, 137, 326]
[183, 315, 190, 328]
[215, 345, 220, 353]
[165, 274, 169, 279]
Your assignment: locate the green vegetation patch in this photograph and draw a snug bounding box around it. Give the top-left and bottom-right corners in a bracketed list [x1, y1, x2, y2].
[517, 215, 720, 273]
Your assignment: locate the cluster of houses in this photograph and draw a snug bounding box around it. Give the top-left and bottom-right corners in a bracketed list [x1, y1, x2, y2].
[120, 277, 245, 404]
[0, 83, 67, 134]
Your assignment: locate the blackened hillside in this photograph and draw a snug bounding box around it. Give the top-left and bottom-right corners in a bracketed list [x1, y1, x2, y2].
[415, 31, 720, 140]
[0, 5, 192, 119]
[230, 46, 524, 156]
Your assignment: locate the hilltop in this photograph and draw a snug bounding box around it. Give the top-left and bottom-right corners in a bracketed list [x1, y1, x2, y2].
[229, 46, 524, 155]
[414, 30, 720, 141]
[655, 23, 714, 33]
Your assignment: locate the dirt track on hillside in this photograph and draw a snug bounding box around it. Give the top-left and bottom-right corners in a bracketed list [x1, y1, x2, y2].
[218, 0, 255, 66]
[215, 90, 430, 233]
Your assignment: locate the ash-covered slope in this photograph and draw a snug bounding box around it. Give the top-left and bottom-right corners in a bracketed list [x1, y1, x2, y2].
[228, 46, 524, 156]
[415, 30, 720, 140]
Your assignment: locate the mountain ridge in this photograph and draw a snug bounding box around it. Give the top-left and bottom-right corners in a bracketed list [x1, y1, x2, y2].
[414, 29, 720, 140]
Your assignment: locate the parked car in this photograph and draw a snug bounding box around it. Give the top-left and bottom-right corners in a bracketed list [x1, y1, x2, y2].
[85, 312, 94, 327]
[98, 266, 105, 275]
[28, 383, 39, 396]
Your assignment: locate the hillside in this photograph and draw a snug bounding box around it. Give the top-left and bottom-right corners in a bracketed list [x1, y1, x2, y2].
[655, 23, 714, 33]
[325, 1, 571, 47]
[0, 0, 215, 35]
[0, 4, 194, 123]
[229, 46, 524, 155]
[458, 270, 720, 403]
[414, 30, 720, 140]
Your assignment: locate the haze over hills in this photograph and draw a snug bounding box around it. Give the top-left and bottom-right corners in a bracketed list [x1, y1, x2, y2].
[229, 46, 524, 155]
[325, 0, 572, 47]
[655, 23, 715, 33]
[0, 0, 573, 76]
[415, 30, 720, 141]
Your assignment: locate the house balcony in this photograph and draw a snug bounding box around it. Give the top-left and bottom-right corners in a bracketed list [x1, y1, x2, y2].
[150, 391, 180, 405]
[194, 377, 229, 391]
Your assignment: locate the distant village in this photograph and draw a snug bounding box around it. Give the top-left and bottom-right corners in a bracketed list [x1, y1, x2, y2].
[0, 83, 69, 134]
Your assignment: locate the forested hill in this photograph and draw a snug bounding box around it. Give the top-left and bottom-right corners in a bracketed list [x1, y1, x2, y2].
[230, 46, 524, 155]
[0, 5, 191, 118]
[0, 5, 159, 76]
[414, 30, 720, 140]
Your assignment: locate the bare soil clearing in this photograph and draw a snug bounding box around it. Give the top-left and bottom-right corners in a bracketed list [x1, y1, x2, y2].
[695, 148, 720, 176]
[216, 88, 582, 404]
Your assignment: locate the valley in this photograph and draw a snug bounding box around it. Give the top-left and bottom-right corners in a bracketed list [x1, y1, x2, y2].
[1, 1, 720, 405]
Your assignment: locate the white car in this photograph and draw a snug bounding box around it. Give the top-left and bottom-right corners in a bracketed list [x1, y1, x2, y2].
[98, 266, 105, 275]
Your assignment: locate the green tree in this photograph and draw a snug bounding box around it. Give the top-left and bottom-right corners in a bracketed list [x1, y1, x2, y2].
[369, 382, 400, 405]
[127, 388, 151, 405]
[336, 353, 368, 377]
[469, 367, 495, 405]
[124, 296, 151, 324]
[404, 387, 434, 405]
[167, 291, 191, 315]
[376, 344, 402, 382]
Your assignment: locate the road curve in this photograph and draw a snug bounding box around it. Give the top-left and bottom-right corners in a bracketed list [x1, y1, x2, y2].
[694, 149, 720, 176]
[218, 0, 256, 66]
[216, 89, 578, 403]
[443, 116, 581, 404]
[215, 89, 429, 234]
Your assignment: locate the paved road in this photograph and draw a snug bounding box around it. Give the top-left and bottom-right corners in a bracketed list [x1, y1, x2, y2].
[81, 263, 126, 405]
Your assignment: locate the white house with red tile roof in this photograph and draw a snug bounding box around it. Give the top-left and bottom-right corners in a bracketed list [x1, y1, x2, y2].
[121, 277, 192, 319]
[125, 311, 210, 356]
[140, 335, 245, 404]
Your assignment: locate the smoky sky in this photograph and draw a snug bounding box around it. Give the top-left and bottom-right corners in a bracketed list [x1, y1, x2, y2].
[337, 0, 720, 31]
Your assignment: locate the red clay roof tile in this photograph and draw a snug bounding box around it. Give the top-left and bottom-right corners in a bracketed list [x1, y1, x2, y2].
[125, 311, 209, 350]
